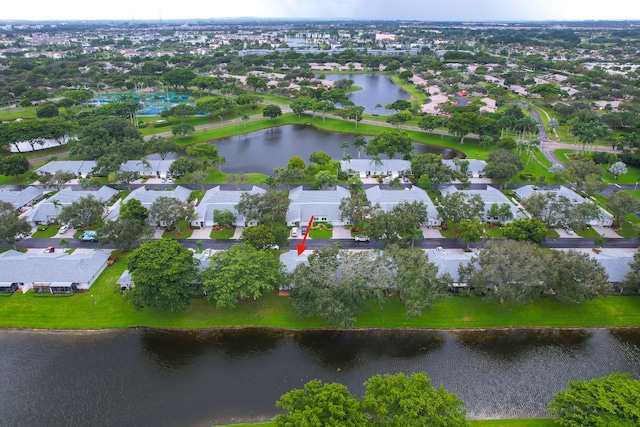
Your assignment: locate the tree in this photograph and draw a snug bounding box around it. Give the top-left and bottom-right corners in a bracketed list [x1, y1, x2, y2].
[366, 130, 413, 159]
[120, 198, 148, 223]
[363, 372, 468, 427]
[57, 195, 104, 229]
[168, 157, 196, 178]
[609, 161, 627, 180]
[487, 203, 514, 223]
[484, 149, 523, 188]
[289, 246, 385, 327]
[313, 170, 338, 189]
[367, 201, 428, 246]
[287, 156, 306, 170]
[521, 192, 601, 230]
[447, 112, 477, 144]
[171, 123, 195, 138]
[127, 239, 198, 312]
[502, 218, 547, 244]
[115, 171, 140, 191]
[98, 217, 152, 252]
[263, 104, 282, 120]
[563, 159, 603, 191]
[0, 201, 31, 249]
[213, 209, 235, 228]
[548, 373, 640, 427]
[240, 224, 276, 250]
[385, 247, 452, 318]
[436, 192, 485, 224]
[78, 177, 102, 190]
[236, 190, 290, 226]
[621, 250, 640, 294]
[462, 240, 547, 305]
[36, 102, 59, 118]
[607, 191, 640, 228]
[419, 114, 444, 134]
[411, 153, 461, 190]
[144, 137, 177, 161]
[150, 197, 195, 231]
[92, 153, 125, 177]
[340, 193, 375, 227]
[547, 250, 610, 303]
[161, 104, 197, 123]
[457, 219, 487, 250]
[385, 99, 412, 112]
[200, 244, 285, 309]
[309, 151, 331, 165]
[275, 380, 367, 427]
[186, 143, 220, 168]
[290, 97, 315, 118]
[185, 169, 209, 191]
[0, 155, 29, 180]
[352, 135, 367, 159]
[39, 170, 76, 191]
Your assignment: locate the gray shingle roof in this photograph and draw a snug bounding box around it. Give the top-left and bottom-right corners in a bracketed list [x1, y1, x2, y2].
[287, 185, 350, 224]
[0, 250, 110, 284]
[340, 159, 411, 174]
[0, 186, 43, 209]
[365, 185, 438, 221]
[440, 185, 525, 220]
[195, 186, 265, 224]
[25, 186, 117, 225]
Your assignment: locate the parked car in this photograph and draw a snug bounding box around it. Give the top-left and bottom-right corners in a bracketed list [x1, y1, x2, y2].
[301, 225, 308, 235]
[263, 244, 280, 250]
[108, 254, 118, 265]
[58, 224, 69, 234]
[290, 227, 299, 237]
[354, 235, 370, 242]
[79, 232, 98, 242]
[44, 246, 55, 253]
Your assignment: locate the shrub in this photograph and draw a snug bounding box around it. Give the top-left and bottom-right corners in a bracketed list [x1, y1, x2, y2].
[519, 173, 535, 181]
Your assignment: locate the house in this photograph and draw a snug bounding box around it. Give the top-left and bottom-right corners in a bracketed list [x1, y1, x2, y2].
[440, 185, 525, 223]
[513, 185, 613, 227]
[340, 159, 411, 179]
[35, 160, 97, 178]
[0, 249, 110, 294]
[425, 247, 475, 288]
[119, 159, 175, 178]
[192, 186, 266, 228]
[365, 185, 441, 227]
[105, 185, 191, 222]
[0, 186, 44, 211]
[443, 159, 487, 178]
[287, 185, 350, 227]
[23, 186, 118, 226]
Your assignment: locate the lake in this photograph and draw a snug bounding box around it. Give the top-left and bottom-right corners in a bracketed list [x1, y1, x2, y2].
[209, 125, 460, 174]
[0, 328, 639, 426]
[322, 73, 411, 115]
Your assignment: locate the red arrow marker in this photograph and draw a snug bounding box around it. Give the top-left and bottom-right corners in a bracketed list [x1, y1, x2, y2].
[296, 215, 315, 256]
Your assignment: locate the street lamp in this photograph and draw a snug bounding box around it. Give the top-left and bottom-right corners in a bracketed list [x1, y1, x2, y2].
[218, 115, 223, 127]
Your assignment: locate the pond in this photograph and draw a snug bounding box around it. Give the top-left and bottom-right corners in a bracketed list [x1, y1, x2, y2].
[207, 125, 460, 174]
[0, 328, 639, 427]
[322, 73, 411, 115]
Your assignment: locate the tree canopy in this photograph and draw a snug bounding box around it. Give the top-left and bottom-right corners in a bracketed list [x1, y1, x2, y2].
[127, 239, 199, 312]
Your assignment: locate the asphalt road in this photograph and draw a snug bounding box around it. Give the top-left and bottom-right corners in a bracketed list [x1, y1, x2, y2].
[7, 236, 639, 252]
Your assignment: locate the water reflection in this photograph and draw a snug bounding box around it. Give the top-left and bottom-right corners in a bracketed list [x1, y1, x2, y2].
[455, 329, 592, 361]
[322, 74, 411, 114]
[1, 328, 640, 426]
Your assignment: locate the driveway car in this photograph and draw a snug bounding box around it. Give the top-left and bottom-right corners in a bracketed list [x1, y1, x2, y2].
[263, 244, 280, 250]
[290, 227, 299, 237]
[58, 224, 69, 234]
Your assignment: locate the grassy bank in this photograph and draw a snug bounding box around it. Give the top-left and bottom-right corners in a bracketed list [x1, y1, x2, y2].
[2, 253, 640, 330]
[211, 419, 558, 427]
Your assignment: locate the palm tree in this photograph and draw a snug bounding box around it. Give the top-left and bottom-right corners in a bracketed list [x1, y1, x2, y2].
[341, 141, 349, 158]
[353, 136, 367, 159]
[343, 154, 352, 166]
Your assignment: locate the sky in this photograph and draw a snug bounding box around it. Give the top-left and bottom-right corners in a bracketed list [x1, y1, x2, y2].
[2, 0, 640, 22]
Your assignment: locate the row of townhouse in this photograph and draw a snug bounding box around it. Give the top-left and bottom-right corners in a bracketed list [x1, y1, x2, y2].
[35, 159, 175, 179]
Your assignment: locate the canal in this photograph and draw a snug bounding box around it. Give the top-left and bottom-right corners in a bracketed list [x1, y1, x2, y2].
[0, 328, 639, 426]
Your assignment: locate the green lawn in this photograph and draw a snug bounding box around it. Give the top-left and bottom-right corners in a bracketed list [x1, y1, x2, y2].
[211, 419, 558, 427]
[162, 221, 194, 239]
[210, 227, 235, 239]
[309, 229, 332, 239]
[0, 106, 37, 121]
[574, 226, 601, 239]
[3, 254, 640, 330]
[31, 224, 61, 238]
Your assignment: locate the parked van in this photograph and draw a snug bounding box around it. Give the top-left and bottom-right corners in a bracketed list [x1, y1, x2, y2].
[291, 227, 299, 237]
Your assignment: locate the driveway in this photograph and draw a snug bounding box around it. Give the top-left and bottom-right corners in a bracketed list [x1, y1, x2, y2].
[555, 228, 581, 238]
[332, 226, 353, 239]
[189, 227, 212, 239]
[592, 226, 621, 238]
[422, 227, 443, 238]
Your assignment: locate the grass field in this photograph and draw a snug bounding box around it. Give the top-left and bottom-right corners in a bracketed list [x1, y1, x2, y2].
[2, 251, 640, 330]
[211, 419, 558, 427]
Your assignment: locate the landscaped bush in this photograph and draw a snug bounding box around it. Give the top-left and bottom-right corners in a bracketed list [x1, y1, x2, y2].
[519, 173, 535, 181]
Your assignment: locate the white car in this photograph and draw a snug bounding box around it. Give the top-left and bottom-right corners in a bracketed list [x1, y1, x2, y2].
[291, 227, 299, 237]
[354, 235, 370, 242]
[58, 224, 69, 234]
[263, 244, 280, 250]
